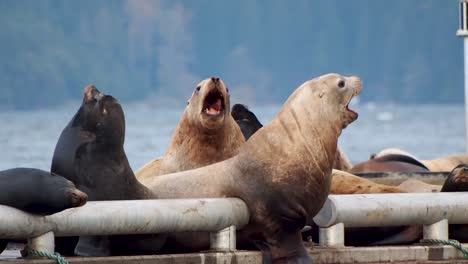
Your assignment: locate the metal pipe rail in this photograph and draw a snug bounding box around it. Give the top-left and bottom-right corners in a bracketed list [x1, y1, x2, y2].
[0, 198, 250, 254]
[313, 192, 468, 247]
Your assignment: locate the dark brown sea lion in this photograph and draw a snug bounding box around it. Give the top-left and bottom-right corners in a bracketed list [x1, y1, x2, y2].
[350, 154, 429, 174]
[136, 77, 245, 184]
[441, 163, 468, 192]
[231, 104, 264, 140]
[143, 73, 362, 263]
[51, 85, 102, 255]
[440, 164, 468, 242]
[0, 168, 87, 214]
[370, 148, 468, 172]
[0, 168, 87, 254]
[52, 86, 163, 256]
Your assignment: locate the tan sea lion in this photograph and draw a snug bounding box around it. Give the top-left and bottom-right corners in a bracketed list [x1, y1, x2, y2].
[136, 77, 245, 184]
[331, 169, 405, 194]
[143, 73, 362, 263]
[397, 179, 441, 193]
[421, 154, 468, 172]
[231, 104, 353, 171]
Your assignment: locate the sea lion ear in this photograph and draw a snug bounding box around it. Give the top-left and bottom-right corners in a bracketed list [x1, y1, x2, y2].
[318, 92, 324, 98]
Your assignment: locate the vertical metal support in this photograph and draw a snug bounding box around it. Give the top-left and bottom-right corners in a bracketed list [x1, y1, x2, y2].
[319, 223, 344, 247]
[464, 37, 468, 153]
[210, 225, 236, 251]
[423, 219, 448, 240]
[26, 231, 55, 256]
[458, 0, 468, 152]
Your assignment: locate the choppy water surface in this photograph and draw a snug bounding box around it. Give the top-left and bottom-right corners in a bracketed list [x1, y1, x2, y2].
[0, 102, 464, 171]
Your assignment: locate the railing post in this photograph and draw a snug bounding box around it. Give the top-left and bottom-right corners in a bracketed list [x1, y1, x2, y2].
[210, 225, 236, 251]
[423, 219, 449, 240]
[24, 231, 55, 257]
[319, 223, 345, 247]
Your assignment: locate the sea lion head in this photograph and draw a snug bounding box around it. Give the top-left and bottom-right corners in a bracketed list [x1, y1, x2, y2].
[39, 172, 88, 214]
[441, 164, 468, 192]
[186, 77, 230, 131]
[96, 95, 126, 146]
[73, 85, 105, 132]
[298, 73, 362, 130]
[77, 85, 126, 146]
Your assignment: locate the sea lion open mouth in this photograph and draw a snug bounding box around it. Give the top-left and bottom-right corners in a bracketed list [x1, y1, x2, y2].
[345, 83, 362, 117]
[202, 89, 225, 117]
[345, 95, 358, 116]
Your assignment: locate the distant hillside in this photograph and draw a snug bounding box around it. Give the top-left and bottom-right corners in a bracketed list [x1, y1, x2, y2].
[0, 0, 462, 109]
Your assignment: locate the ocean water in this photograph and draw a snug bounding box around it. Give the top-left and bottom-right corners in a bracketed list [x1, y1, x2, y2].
[0, 101, 465, 172]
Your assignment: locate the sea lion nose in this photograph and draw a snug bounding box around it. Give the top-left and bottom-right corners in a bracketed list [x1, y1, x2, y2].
[211, 77, 220, 84]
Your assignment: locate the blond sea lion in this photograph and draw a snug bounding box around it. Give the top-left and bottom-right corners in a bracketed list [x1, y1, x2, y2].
[230, 104, 352, 171]
[397, 179, 441, 193]
[421, 154, 468, 172]
[136, 77, 245, 184]
[143, 73, 362, 263]
[331, 169, 405, 194]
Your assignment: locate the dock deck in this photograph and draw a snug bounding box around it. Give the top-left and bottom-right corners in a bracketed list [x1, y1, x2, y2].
[2, 244, 468, 264]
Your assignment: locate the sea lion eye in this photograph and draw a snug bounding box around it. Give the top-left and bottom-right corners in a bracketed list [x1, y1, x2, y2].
[196, 86, 201, 91]
[338, 80, 345, 88]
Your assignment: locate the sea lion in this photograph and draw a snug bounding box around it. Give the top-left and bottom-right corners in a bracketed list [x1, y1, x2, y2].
[143, 73, 362, 263]
[230, 104, 352, 171]
[440, 164, 468, 241]
[136, 77, 245, 184]
[231, 104, 264, 140]
[397, 179, 441, 193]
[349, 153, 429, 174]
[0, 168, 87, 214]
[51, 85, 102, 255]
[372, 148, 468, 172]
[52, 86, 163, 256]
[371, 148, 419, 160]
[330, 169, 405, 194]
[422, 154, 468, 172]
[0, 168, 87, 255]
[440, 163, 468, 192]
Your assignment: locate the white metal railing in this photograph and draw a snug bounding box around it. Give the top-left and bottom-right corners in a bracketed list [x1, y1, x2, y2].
[0, 198, 249, 254]
[313, 192, 468, 247]
[3, 193, 468, 255]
